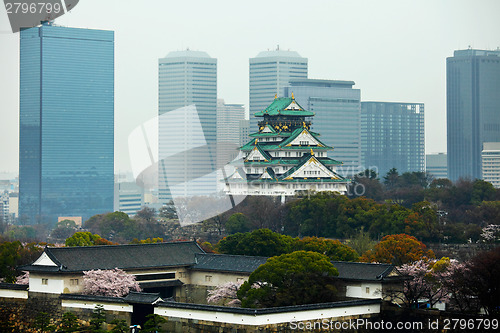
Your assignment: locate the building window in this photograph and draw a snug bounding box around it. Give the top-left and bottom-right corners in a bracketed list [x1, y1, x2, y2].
[205, 275, 212, 282]
[42, 278, 48, 285]
[70, 279, 79, 286]
[178, 272, 187, 278]
[366, 287, 370, 294]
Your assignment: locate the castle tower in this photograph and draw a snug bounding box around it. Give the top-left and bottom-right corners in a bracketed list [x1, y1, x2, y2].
[224, 96, 350, 199]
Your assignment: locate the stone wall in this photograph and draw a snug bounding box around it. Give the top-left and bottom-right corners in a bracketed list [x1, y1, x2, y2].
[428, 243, 496, 261]
[0, 291, 130, 332]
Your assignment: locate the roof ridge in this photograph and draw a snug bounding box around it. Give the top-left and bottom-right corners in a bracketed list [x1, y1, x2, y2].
[196, 253, 269, 260]
[47, 240, 198, 250]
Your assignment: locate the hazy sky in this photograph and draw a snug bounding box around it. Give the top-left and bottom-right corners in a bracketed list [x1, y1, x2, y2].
[1, 0, 499, 174]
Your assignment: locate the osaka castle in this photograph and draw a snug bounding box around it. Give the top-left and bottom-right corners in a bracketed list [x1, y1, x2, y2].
[224, 95, 350, 199]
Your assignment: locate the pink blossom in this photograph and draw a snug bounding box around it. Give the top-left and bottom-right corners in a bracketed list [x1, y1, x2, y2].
[83, 268, 141, 297]
[207, 281, 243, 307]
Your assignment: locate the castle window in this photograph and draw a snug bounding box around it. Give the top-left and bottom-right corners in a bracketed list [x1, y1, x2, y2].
[70, 279, 79, 286]
[205, 275, 212, 282]
[42, 278, 48, 285]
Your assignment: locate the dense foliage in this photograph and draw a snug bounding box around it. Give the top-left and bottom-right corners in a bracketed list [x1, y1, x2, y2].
[0, 240, 43, 282]
[238, 251, 339, 308]
[360, 233, 435, 265]
[216, 228, 358, 261]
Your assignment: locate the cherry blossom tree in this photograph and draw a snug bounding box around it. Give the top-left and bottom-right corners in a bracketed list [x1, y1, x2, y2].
[83, 268, 141, 297]
[15, 271, 29, 284]
[207, 281, 243, 307]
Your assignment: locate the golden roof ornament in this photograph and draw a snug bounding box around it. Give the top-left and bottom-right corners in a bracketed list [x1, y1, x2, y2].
[291, 92, 295, 100]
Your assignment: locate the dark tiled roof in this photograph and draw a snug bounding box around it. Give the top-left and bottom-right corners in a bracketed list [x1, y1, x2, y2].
[20, 241, 204, 273]
[192, 253, 268, 273]
[60, 293, 126, 303]
[0, 283, 29, 290]
[123, 291, 163, 304]
[331, 261, 404, 281]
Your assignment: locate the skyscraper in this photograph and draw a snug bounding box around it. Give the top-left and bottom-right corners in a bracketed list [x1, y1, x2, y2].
[284, 79, 361, 177]
[447, 49, 500, 181]
[158, 50, 217, 203]
[216, 99, 245, 163]
[249, 49, 307, 132]
[361, 102, 425, 178]
[19, 22, 114, 225]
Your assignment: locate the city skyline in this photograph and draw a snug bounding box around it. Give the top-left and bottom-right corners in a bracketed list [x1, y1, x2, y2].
[1, 0, 499, 174]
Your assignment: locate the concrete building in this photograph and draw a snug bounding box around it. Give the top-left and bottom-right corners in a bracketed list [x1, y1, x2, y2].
[482, 142, 500, 188]
[158, 50, 217, 204]
[361, 102, 425, 178]
[114, 182, 145, 217]
[284, 79, 361, 177]
[426, 153, 448, 180]
[18, 22, 114, 226]
[447, 49, 500, 181]
[249, 49, 308, 133]
[239, 119, 250, 147]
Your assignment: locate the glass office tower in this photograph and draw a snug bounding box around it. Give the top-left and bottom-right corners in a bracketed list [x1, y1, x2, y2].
[284, 79, 361, 177]
[361, 102, 425, 178]
[19, 23, 114, 225]
[249, 49, 307, 133]
[447, 49, 500, 181]
[158, 50, 217, 204]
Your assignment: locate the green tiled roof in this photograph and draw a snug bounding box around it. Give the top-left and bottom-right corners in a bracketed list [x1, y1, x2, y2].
[254, 97, 315, 117]
[242, 158, 343, 166]
[241, 127, 332, 151]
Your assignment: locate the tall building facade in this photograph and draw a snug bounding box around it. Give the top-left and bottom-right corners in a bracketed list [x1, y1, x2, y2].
[361, 102, 425, 178]
[482, 142, 500, 188]
[19, 23, 114, 225]
[158, 50, 217, 203]
[216, 99, 245, 163]
[447, 49, 500, 181]
[249, 49, 307, 133]
[426, 153, 448, 179]
[284, 79, 361, 177]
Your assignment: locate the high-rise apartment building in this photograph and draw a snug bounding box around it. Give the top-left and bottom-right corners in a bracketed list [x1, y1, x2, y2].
[284, 79, 361, 177]
[158, 50, 217, 203]
[19, 23, 114, 225]
[447, 49, 500, 181]
[249, 49, 307, 133]
[361, 102, 425, 178]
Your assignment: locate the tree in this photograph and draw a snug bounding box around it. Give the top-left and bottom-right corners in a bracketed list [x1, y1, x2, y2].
[89, 305, 106, 333]
[143, 313, 167, 333]
[207, 281, 243, 307]
[83, 268, 141, 297]
[159, 200, 178, 220]
[225, 213, 252, 234]
[347, 227, 376, 256]
[60, 312, 80, 332]
[360, 234, 435, 265]
[216, 229, 294, 257]
[292, 237, 359, 261]
[33, 312, 56, 333]
[237, 251, 339, 308]
[110, 319, 129, 333]
[135, 207, 157, 223]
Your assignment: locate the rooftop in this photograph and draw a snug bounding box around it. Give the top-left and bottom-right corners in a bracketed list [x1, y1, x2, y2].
[19, 241, 205, 273]
[193, 253, 268, 273]
[163, 49, 213, 59]
[331, 261, 405, 282]
[254, 49, 304, 59]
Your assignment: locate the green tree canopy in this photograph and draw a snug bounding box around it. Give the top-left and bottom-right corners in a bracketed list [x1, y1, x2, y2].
[238, 251, 339, 308]
[217, 229, 294, 257]
[65, 232, 114, 247]
[225, 213, 252, 234]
